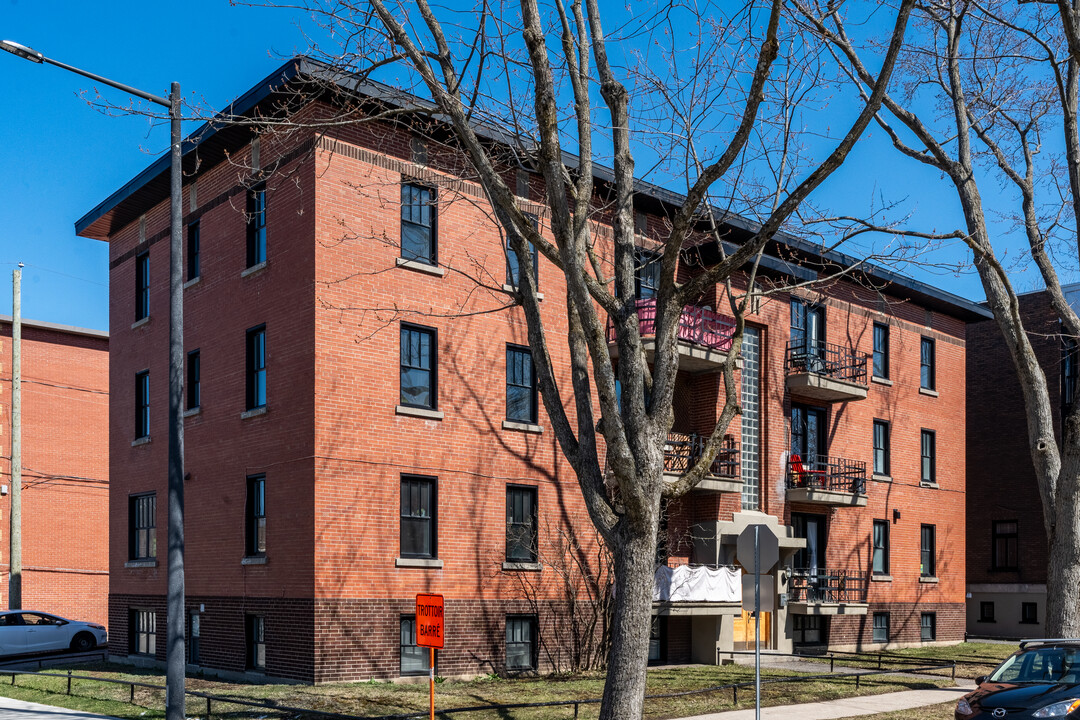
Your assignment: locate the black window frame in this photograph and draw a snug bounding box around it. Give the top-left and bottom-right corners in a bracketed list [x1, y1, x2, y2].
[920, 524, 936, 577]
[400, 615, 434, 676]
[920, 612, 936, 641]
[246, 325, 267, 411]
[135, 251, 150, 322]
[921, 336, 936, 391]
[872, 322, 889, 379]
[872, 519, 890, 576]
[506, 345, 538, 424]
[921, 429, 936, 483]
[992, 520, 1019, 571]
[129, 493, 156, 561]
[246, 183, 267, 268]
[872, 612, 889, 643]
[506, 485, 538, 563]
[1064, 337, 1078, 410]
[187, 220, 201, 281]
[505, 614, 538, 671]
[400, 475, 437, 559]
[1021, 602, 1039, 625]
[246, 474, 267, 558]
[648, 616, 667, 663]
[401, 182, 437, 265]
[872, 420, 890, 476]
[130, 609, 157, 656]
[979, 601, 996, 622]
[245, 614, 266, 671]
[186, 350, 201, 411]
[634, 249, 660, 300]
[506, 214, 539, 288]
[135, 370, 150, 439]
[400, 324, 437, 410]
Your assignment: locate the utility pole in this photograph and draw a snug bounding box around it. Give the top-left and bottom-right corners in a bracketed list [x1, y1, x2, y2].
[9, 262, 22, 610]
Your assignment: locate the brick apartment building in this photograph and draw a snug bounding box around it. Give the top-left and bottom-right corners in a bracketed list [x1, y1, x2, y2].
[963, 285, 1080, 638]
[0, 316, 108, 624]
[76, 58, 985, 682]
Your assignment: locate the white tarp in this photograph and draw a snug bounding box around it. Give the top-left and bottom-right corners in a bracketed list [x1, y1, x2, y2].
[653, 564, 741, 603]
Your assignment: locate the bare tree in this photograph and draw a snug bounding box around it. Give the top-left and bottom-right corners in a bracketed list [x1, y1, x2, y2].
[802, 0, 1080, 635]
[216, 0, 919, 714]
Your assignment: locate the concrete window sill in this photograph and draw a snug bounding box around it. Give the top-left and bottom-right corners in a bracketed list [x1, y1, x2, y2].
[871, 574, 893, 583]
[241, 407, 267, 420]
[502, 284, 544, 301]
[184, 276, 202, 289]
[131, 317, 150, 330]
[871, 473, 892, 483]
[919, 576, 939, 584]
[131, 436, 151, 447]
[241, 261, 268, 278]
[396, 258, 445, 277]
[502, 420, 543, 434]
[124, 560, 157, 569]
[871, 376, 893, 386]
[919, 387, 939, 398]
[396, 405, 444, 420]
[396, 557, 444, 569]
[502, 562, 542, 572]
[241, 556, 268, 566]
[920, 481, 939, 489]
[183, 407, 202, 418]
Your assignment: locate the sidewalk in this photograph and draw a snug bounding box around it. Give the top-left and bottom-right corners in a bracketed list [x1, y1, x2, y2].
[678, 685, 969, 719]
[0, 696, 118, 720]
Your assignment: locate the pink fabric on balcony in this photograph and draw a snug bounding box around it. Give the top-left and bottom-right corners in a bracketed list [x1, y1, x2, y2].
[625, 299, 735, 351]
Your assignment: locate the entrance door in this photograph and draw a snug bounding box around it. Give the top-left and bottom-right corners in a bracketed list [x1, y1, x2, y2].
[791, 301, 826, 368]
[792, 512, 828, 601]
[792, 405, 826, 471]
[733, 610, 772, 651]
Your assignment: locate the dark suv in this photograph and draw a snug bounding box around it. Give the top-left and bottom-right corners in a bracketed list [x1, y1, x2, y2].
[957, 640, 1080, 718]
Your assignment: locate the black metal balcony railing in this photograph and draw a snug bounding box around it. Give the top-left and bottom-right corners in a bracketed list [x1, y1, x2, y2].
[607, 299, 736, 352]
[789, 568, 869, 604]
[785, 340, 869, 386]
[665, 432, 739, 478]
[786, 454, 866, 494]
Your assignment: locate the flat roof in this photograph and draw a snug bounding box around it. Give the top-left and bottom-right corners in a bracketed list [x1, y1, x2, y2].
[75, 57, 992, 322]
[0, 315, 108, 340]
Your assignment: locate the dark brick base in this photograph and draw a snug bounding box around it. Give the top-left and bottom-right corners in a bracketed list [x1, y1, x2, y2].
[830, 603, 965, 648]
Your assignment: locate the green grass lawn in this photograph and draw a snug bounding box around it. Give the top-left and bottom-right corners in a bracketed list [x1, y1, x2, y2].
[0, 661, 953, 720]
[858, 700, 957, 719]
[793, 642, 1016, 681]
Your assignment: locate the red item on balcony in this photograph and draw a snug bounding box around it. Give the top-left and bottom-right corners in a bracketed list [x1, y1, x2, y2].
[611, 299, 735, 352]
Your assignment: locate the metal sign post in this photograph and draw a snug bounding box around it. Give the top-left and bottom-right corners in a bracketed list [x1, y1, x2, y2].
[736, 524, 779, 720]
[755, 525, 761, 720]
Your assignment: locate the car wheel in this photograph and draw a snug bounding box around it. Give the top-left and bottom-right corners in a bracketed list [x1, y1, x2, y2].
[70, 633, 94, 653]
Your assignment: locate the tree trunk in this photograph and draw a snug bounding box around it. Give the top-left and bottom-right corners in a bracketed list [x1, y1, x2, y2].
[1046, 418, 1080, 636]
[599, 515, 659, 720]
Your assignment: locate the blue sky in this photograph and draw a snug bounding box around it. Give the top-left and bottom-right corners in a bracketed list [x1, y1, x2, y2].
[0, 1, 1000, 334]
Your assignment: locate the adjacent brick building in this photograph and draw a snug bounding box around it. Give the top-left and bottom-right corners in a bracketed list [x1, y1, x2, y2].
[963, 286, 1080, 638]
[77, 58, 986, 682]
[0, 317, 108, 624]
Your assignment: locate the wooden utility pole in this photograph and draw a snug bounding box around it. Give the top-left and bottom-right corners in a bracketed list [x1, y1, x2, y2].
[10, 262, 22, 609]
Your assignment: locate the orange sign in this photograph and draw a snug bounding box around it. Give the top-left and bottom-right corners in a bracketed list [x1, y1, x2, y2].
[416, 593, 444, 649]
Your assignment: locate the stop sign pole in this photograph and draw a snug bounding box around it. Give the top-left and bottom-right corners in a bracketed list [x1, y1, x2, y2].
[737, 524, 779, 720]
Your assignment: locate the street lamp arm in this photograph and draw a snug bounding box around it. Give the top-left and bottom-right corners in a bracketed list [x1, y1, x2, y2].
[0, 40, 170, 107]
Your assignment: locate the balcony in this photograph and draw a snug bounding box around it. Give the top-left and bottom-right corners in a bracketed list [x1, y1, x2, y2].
[653, 563, 742, 617]
[608, 299, 736, 373]
[785, 454, 867, 507]
[787, 568, 869, 616]
[664, 432, 740, 493]
[785, 340, 869, 402]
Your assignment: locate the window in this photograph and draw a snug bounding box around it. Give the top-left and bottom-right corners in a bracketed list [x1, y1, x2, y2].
[135, 370, 150, 439]
[131, 609, 156, 656]
[921, 337, 936, 390]
[135, 251, 149, 321]
[872, 323, 889, 379]
[129, 493, 156, 560]
[400, 324, 436, 409]
[246, 183, 267, 268]
[506, 215, 539, 288]
[246, 325, 266, 410]
[920, 430, 936, 483]
[245, 615, 266, 670]
[992, 520, 1019, 570]
[872, 519, 889, 575]
[872, 420, 890, 476]
[980, 601, 996, 622]
[401, 183, 436, 265]
[187, 220, 201, 281]
[506, 486, 538, 563]
[920, 612, 936, 641]
[648, 617, 666, 662]
[187, 350, 201, 411]
[1021, 602, 1039, 624]
[792, 615, 823, 646]
[635, 249, 660, 300]
[506, 346, 538, 424]
[506, 615, 537, 671]
[1065, 337, 1079, 410]
[246, 475, 266, 557]
[400, 476, 436, 558]
[872, 612, 889, 643]
[400, 615, 433, 675]
[920, 524, 936, 577]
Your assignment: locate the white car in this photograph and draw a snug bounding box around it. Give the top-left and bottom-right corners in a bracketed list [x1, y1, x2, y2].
[0, 611, 107, 656]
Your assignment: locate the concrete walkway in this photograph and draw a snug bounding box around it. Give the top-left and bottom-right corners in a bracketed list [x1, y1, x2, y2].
[678, 685, 970, 719]
[0, 696, 118, 720]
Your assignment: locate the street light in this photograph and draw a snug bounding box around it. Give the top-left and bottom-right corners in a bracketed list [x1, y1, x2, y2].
[1, 40, 187, 720]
